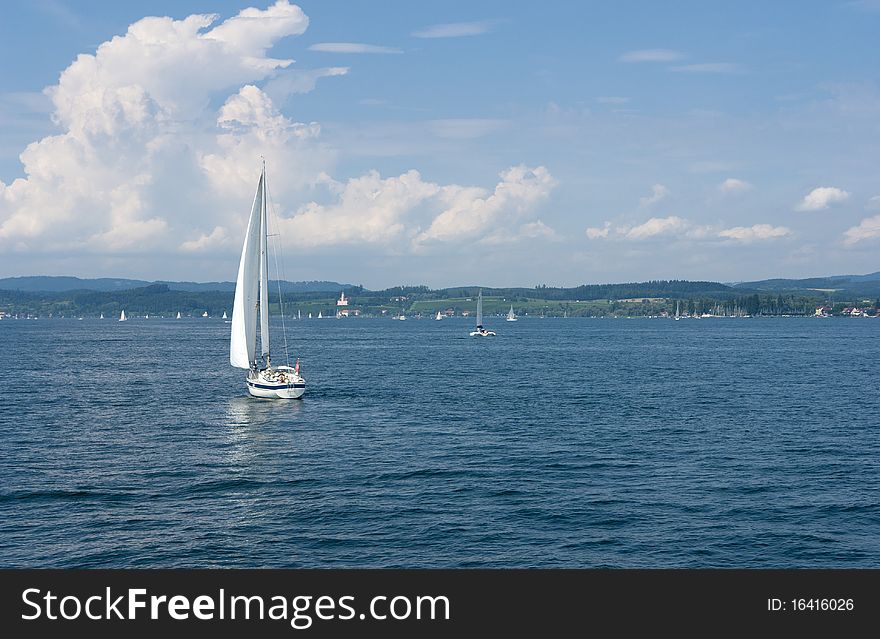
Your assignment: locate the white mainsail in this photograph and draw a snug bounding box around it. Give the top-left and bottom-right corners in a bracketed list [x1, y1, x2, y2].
[259, 176, 270, 361]
[507, 305, 516, 321]
[230, 171, 265, 369]
[476, 290, 483, 328]
[119, 310, 126, 322]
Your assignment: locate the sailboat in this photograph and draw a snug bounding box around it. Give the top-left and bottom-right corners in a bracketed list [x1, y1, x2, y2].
[435, 310, 443, 321]
[318, 311, 323, 319]
[119, 310, 126, 322]
[674, 301, 681, 321]
[298, 310, 301, 320]
[469, 290, 495, 336]
[100, 313, 104, 320]
[222, 311, 228, 319]
[230, 161, 305, 400]
[506, 305, 517, 322]
[202, 311, 209, 318]
[308, 312, 312, 319]
[176, 311, 181, 319]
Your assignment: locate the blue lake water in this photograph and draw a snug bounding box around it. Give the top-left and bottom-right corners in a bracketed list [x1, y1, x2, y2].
[0, 316, 877, 567]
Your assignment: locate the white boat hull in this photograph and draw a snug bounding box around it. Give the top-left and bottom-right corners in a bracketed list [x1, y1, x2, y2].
[469, 330, 496, 336]
[246, 367, 305, 399]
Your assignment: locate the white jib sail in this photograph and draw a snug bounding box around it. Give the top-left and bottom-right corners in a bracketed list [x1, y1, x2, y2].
[230, 172, 264, 369]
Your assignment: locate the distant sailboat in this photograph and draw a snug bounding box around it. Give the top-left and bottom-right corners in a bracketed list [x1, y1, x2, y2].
[298, 309, 302, 320]
[202, 311, 209, 318]
[230, 160, 304, 399]
[674, 301, 681, 321]
[100, 313, 104, 320]
[176, 311, 181, 319]
[435, 310, 443, 320]
[469, 290, 495, 336]
[119, 310, 127, 322]
[222, 311, 228, 319]
[506, 305, 517, 322]
[308, 312, 312, 319]
[318, 311, 323, 319]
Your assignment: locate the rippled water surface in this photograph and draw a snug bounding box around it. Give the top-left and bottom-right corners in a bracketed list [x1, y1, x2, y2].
[1, 316, 877, 567]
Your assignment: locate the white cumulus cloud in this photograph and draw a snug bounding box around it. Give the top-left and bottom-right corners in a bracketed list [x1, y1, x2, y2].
[795, 186, 850, 211]
[0, 1, 557, 274]
[0, 0, 320, 255]
[414, 165, 557, 246]
[278, 165, 557, 250]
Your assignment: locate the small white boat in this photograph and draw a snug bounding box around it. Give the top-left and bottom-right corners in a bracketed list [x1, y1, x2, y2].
[222, 311, 228, 319]
[674, 301, 681, 321]
[176, 311, 181, 319]
[308, 312, 312, 319]
[119, 310, 127, 322]
[230, 160, 305, 399]
[318, 311, 323, 319]
[506, 305, 517, 322]
[469, 290, 495, 336]
[202, 311, 209, 318]
[100, 313, 104, 320]
[435, 311, 443, 321]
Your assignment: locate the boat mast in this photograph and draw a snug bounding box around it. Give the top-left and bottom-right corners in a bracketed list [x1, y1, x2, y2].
[259, 158, 271, 368]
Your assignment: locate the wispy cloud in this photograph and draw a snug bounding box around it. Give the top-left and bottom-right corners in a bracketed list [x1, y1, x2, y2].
[668, 63, 743, 74]
[428, 118, 509, 139]
[689, 161, 736, 174]
[843, 215, 880, 245]
[846, 0, 880, 11]
[180, 226, 229, 252]
[624, 216, 687, 239]
[619, 49, 684, 63]
[309, 43, 402, 54]
[586, 218, 791, 243]
[639, 184, 670, 208]
[263, 67, 348, 102]
[718, 224, 791, 243]
[585, 222, 611, 239]
[795, 186, 850, 211]
[412, 21, 494, 38]
[595, 96, 630, 104]
[719, 178, 753, 194]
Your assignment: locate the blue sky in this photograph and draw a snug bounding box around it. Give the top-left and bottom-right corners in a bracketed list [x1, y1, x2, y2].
[1, 0, 878, 288]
